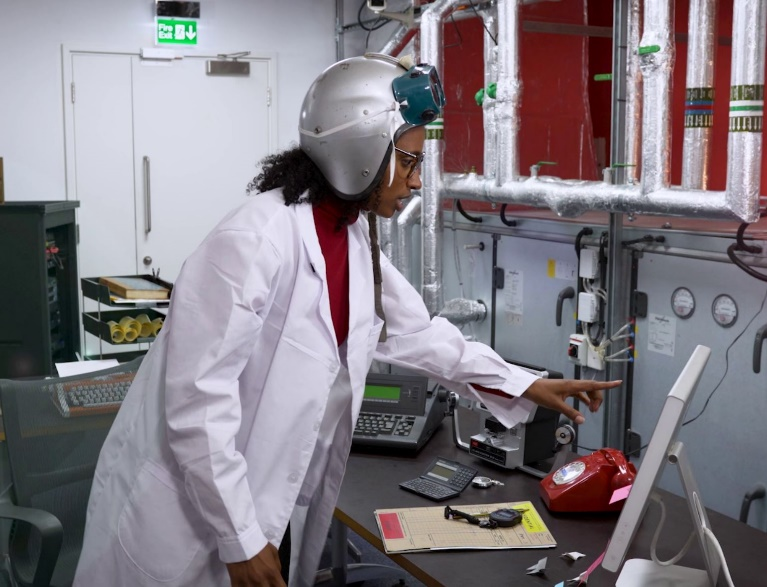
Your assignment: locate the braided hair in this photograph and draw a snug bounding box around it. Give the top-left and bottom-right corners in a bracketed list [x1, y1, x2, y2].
[247, 147, 380, 229]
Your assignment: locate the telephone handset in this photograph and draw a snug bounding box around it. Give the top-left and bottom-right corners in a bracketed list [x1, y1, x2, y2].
[539, 448, 637, 513]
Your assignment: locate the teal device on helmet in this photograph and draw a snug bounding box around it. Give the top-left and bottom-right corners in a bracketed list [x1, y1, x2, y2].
[392, 64, 446, 126]
[299, 53, 445, 202]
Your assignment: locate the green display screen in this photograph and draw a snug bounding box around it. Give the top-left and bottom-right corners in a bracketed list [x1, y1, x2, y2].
[364, 384, 400, 401]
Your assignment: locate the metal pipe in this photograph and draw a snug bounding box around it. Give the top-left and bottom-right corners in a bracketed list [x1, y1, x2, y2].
[495, 0, 521, 185]
[420, 0, 460, 315]
[638, 0, 674, 195]
[378, 216, 395, 267]
[438, 298, 487, 325]
[624, 0, 642, 184]
[604, 0, 631, 451]
[395, 195, 422, 283]
[443, 172, 744, 220]
[481, 8, 499, 180]
[682, 0, 718, 190]
[379, 24, 416, 56]
[726, 0, 767, 223]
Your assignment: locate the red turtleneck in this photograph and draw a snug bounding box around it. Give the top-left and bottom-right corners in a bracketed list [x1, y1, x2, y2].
[312, 197, 357, 346]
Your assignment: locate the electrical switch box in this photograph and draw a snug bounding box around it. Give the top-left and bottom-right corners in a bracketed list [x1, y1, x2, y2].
[578, 292, 599, 323]
[567, 333, 605, 371]
[578, 248, 599, 279]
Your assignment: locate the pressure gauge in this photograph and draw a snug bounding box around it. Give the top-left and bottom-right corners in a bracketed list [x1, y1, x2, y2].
[671, 287, 696, 319]
[712, 294, 738, 328]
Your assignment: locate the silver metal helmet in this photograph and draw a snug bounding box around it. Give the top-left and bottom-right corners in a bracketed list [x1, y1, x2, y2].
[299, 53, 411, 202]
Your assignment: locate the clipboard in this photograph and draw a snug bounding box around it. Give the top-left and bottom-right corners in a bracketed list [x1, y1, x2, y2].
[374, 500, 556, 554]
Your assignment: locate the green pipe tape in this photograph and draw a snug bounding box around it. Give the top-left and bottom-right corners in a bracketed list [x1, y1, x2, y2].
[474, 82, 498, 106]
[638, 45, 661, 55]
[594, 73, 612, 81]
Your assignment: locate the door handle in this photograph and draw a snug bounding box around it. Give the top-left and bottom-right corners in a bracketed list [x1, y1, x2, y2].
[753, 324, 767, 373]
[143, 156, 152, 234]
[556, 286, 575, 327]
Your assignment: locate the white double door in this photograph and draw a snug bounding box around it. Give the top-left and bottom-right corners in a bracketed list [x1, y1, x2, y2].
[64, 48, 275, 284]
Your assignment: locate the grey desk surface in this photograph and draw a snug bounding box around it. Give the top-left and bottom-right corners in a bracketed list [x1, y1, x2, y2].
[338, 421, 767, 586]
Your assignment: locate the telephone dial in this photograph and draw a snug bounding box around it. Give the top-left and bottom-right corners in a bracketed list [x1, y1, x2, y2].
[539, 448, 636, 513]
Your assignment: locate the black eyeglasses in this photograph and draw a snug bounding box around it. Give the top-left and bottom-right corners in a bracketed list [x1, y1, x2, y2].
[394, 146, 425, 179]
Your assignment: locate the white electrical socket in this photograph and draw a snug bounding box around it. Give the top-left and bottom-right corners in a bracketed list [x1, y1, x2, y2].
[579, 248, 600, 279]
[567, 333, 605, 370]
[578, 292, 599, 323]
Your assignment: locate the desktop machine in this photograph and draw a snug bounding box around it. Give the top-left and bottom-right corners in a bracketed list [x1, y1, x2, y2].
[352, 371, 446, 453]
[451, 360, 565, 478]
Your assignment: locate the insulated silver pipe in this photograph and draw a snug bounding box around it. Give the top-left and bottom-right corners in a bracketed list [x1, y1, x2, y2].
[420, 0, 458, 315]
[443, 172, 742, 220]
[438, 298, 487, 325]
[378, 216, 395, 266]
[638, 0, 674, 195]
[624, 0, 642, 184]
[482, 9, 499, 181]
[496, 0, 521, 185]
[379, 24, 414, 56]
[395, 195, 422, 284]
[682, 0, 718, 190]
[726, 0, 767, 223]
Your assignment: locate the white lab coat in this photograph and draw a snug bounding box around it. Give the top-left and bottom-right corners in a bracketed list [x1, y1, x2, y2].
[73, 188, 539, 587]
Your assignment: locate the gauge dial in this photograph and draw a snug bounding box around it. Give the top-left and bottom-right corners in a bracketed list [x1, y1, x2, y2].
[671, 287, 695, 319]
[552, 460, 586, 486]
[712, 294, 738, 328]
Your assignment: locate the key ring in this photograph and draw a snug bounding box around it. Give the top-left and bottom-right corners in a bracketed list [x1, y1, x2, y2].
[472, 476, 504, 488]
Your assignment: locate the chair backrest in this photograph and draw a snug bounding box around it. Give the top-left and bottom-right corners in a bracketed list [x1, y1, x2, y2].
[0, 356, 143, 587]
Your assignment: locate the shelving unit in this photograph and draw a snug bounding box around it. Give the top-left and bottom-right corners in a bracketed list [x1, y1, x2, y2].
[0, 201, 80, 378]
[80, 275, 173, 361]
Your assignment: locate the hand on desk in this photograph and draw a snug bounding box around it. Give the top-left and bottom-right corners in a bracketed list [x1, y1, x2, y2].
[521, 378, 622, 424]
[226, 543, 286, 587]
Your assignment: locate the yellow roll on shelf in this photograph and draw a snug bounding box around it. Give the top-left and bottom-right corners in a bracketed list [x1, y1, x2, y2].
[135, 314, 154, 338]
[119, 316, 141, 342]
[151, 317, 164, 336]
[107, 321, 125, 344]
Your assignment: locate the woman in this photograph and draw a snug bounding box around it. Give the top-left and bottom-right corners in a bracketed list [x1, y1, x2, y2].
[74, 53, 618, 587]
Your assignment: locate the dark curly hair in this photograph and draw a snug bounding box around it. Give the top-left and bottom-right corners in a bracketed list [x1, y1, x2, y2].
[247, 147, 375, 228]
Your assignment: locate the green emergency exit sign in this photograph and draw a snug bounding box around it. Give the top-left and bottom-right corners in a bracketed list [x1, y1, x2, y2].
[157, 18, 198, 45]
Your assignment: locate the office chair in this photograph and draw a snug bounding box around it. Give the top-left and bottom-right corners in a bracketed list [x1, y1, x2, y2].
[0, 356, 143, 587]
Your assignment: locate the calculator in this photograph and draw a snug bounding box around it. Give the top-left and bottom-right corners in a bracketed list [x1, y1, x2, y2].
[399, 456, 478, 502]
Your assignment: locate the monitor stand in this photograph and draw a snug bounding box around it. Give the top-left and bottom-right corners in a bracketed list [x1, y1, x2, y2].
[617, 440, 722, 587]
[616, 559, 709, 587]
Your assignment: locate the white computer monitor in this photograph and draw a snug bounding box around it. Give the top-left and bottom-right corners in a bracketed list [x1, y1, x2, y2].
[601, 345, 726, 586]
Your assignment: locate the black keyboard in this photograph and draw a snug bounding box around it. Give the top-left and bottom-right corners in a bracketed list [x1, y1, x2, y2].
[50, 373, 134, 418]
[353, 412, 417, 437]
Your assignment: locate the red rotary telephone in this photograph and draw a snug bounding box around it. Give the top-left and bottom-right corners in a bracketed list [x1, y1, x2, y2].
[539, 448, 636, 513]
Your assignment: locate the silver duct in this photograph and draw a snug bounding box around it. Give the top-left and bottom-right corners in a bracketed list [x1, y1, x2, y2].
[682, 0, 718, 190]
[378, 216, 395, 266]
[420, 0, 458, 316]
[495, 0, 521, 185]
[443, 172, 738, 220]
[482, 8, 499, 180]
[638, 0, 674, 194]
[726, 0, 767, 222]
[379, 23, 415, 56]
[625, 0, 642, 184]
[438, 298, 487, 326]
[395, 195, 422, 284]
